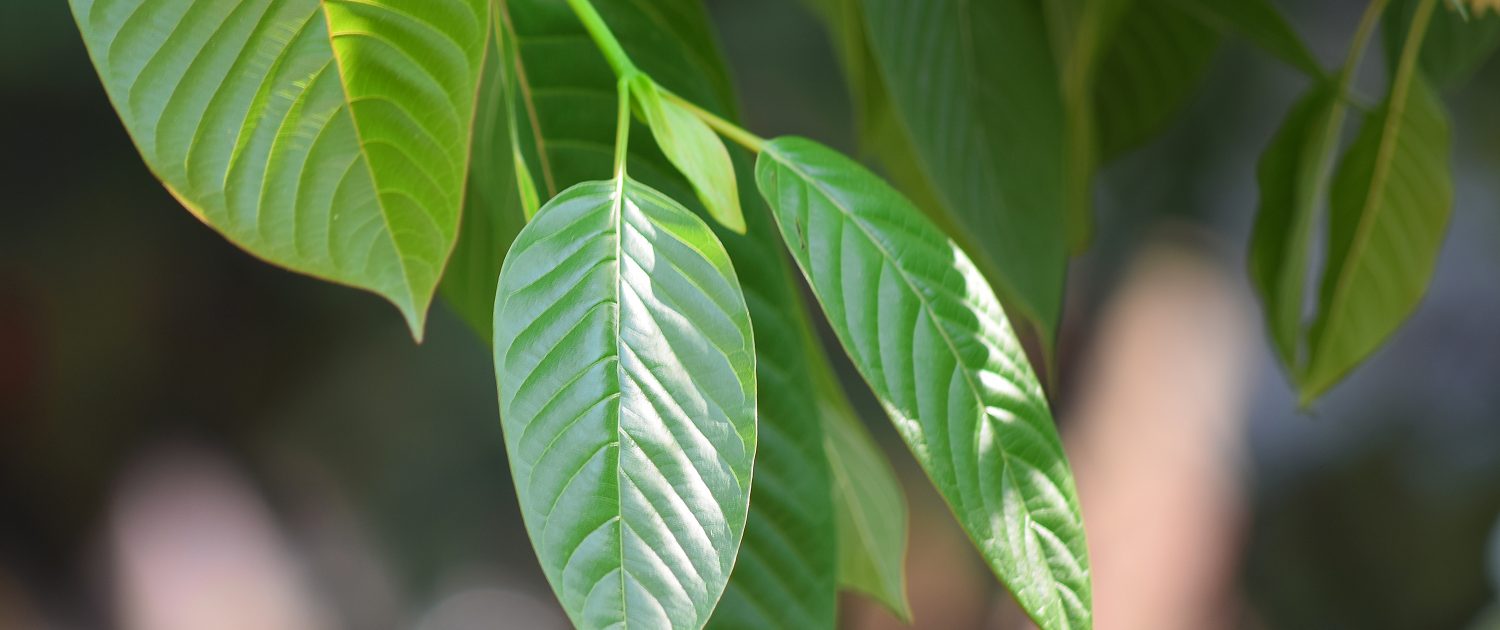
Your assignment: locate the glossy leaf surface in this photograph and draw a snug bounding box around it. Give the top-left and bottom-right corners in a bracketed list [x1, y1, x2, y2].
[502, 2, 840, 626]
[70, 0, 489, 337]
[494, 178, 756, 630]
[861, 0, 1068, 349]
[757, 137, 1091, 630]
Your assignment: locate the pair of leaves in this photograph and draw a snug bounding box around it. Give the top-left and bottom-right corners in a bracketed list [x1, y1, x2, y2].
[70, 0, 492, 339]
[1251, 0, 1455, 402]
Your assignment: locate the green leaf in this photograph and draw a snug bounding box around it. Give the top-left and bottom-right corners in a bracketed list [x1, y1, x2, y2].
[502, 2, 840, 626]
[756, 136, 1092, 630]
[1249, 80, 1342, 369]
[1385, 0, 1500, 89]
[633, 77, 746, 234]
[493, 178, 757, 630]
[441, 11, 530, 342]
[1167, 0, 1324, 77]
[1303, 74, 1453, 402]
[1093, 0, 1222, 161]
[810, 350, 911, 620]
[69, 0, 489, 338]
[860, 0, 1069, 351]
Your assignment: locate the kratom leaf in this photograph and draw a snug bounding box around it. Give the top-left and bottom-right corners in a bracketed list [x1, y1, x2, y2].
[757, 136, 1092, 630]
[1385, 0, 1500, 89]
[633, 77, 745, 234]
[441, 11, 529, 341]
[1303, 74, 1453, 402]
[1249, 81, 1342, 369]
[1168, 0, 1324, 77]
[860, 0, 1069, 352]
[1094, 0, 1222, 161]
[69, 0, 489, 338]
[493, 178, 757, 630]
[503, 2, 840, 626]
[810, 349, 911, 620]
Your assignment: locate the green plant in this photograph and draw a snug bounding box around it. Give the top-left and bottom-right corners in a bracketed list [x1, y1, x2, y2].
[67, 0, 1496, 627]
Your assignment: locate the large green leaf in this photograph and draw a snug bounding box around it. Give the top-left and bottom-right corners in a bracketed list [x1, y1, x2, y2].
[1248, 80, 1342, 370]
[493, 178, 756, 630]
[70, 0, 489, 338]
[860, 0, 1068, 351]
[1303, 74, 1453, 401]
[1385, 0, 1500, 89]
[502, 2, 840, 627]
[757, 137, 1091, 630]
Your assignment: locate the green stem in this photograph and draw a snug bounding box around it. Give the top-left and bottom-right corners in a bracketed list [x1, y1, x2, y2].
[613, 77, 631, 180]
[663, 90, 767, 153]
[1337, 0, 1392, 92]
[565, 0, 638, 77]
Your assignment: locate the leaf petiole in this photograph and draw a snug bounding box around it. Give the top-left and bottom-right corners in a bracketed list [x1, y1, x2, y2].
[613, 76, 632, 181]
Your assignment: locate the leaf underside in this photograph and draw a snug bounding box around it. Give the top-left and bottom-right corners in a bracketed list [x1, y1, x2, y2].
[757, 136, 1091, 630]
[494, 178, 757, 630]
[70, 0, 489, 337]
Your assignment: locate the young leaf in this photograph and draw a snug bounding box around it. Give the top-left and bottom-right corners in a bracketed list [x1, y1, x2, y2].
[1303, 75, 1453, 402]
[493, 178, 757, 630]
[69, 0, 489, 339]
[634, 77, 746, 234]
[503, 2, 840, 626]
[861, 0, 1069, 353]
[811, 350, 911, 620]
[1249, 81, 1342, 370]
[756, 137, 1091, 630]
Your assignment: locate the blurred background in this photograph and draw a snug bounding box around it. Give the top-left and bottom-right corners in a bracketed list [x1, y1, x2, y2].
[3, 0, 1499, 628]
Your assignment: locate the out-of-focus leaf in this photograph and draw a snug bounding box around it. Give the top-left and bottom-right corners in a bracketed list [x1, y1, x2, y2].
[1093, 0, 1222, 161]
[442, 13, 530, 341]
[811, 350, 911, 620]
[757, 136, 1092, 630]
[633, 77, 745, 233]
[494, 178, 756, 630]
[1168, 0, 1324, 76]
[1249, 81, 1342, 369]
[1303, 74, 1453, 402]
[1385, 0, 1500, 89]
[69, 0, 489, 338]
[503, 2, 840, 626]
[860, 0, 1069, 354]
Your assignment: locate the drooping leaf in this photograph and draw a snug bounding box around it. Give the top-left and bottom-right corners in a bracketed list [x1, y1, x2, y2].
[860, 0, 1069, 353]
[1385, 0, 1500, 89]
[633, 77, 745, 234]
[809, 347, 911, 620]
[1167, 0, 1324, 77]
[1093, 0, 1222, 161]
[493, 178, 757, 630]
[1303, 74, 1453, 402]
[756, 136, 1092, 630]
[502, 2, 840, 626]
[442, 10, 530, 341]
[1249, 80, 1342, 370]
[69, 0, 489, 338]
